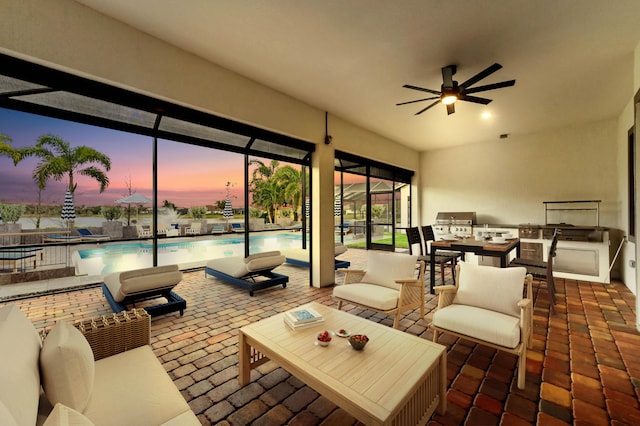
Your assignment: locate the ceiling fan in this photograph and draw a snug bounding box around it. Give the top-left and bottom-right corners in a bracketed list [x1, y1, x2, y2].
[397, 63, 515, 115]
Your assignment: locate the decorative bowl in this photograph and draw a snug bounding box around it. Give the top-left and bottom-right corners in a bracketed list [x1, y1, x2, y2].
[317, 330, 333, 346]
[348, 334, 369, 350]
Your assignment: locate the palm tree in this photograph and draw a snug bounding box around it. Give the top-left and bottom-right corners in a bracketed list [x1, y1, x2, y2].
[274, 165, 303, 221]
[0, 132, 23, 165]
[249, 159, 282, 224]
[30, 134, 111, 195]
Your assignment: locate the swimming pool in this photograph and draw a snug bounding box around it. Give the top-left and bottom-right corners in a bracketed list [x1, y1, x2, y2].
[72, 233, 304, 275]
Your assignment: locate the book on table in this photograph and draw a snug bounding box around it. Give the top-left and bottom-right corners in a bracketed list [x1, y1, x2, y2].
[283, 307, 324, 330]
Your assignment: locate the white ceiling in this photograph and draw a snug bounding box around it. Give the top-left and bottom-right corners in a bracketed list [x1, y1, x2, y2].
[75, 0, 640, 151]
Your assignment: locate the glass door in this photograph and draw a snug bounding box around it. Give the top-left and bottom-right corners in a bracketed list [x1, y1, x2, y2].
[368, 177, 395, 251]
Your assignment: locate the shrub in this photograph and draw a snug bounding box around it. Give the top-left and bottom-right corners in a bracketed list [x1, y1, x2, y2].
[101, 206, 123, 221]
[188, 206, 207, 219]
[0, 203, 25, 223]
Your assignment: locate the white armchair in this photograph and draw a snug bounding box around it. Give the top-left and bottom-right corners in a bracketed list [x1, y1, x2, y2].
[430, 261, 533, 389]
[333, 251, 424, 329]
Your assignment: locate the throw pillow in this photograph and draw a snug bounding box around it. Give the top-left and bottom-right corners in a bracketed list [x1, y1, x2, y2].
[40, 321, 95, 413]
[361, 251, 418, 290]
[453, 261, 526, 317]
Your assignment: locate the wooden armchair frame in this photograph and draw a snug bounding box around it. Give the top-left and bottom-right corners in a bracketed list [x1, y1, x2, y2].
[430, 264, 533, 389]
[335, 260, 425, 329]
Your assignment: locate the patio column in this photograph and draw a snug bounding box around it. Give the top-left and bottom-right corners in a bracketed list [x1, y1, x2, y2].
[311, 140, 336, 288]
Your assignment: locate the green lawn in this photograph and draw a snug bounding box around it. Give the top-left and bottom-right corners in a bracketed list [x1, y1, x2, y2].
[345, 232, 408, 249]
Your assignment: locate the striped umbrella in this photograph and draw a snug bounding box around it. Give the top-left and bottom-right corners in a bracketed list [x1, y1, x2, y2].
[61, 189, 76, 222]
[334, 196, 341, 216]
[222, 197, 234, 219]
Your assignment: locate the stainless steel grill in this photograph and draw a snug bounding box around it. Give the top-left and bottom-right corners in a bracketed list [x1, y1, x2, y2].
[434, 212, 476, 237]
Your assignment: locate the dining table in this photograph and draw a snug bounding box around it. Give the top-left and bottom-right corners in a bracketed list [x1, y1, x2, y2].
[429, 237, 521, 293]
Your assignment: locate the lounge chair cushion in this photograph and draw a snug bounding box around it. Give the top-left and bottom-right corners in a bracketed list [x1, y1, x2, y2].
[0, 305, 42, 426]
[334, 242, 348, 256]
[432, 304, 521, 348]
[207, 252, 284, 278]
[40, 321, 95, 412]
[332, 283, 399, 311]
[103, 265, 183, 303]
[361, 251, 418, 291]
[243, 250, 281, 263]
[43, 403, 95, 426]
[453, 261, 526, 317]
[83, 346, 194, 425]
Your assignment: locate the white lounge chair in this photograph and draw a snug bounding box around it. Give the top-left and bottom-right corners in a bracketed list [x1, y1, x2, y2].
[204, 251, 288, 296]
[211, 224, 225, 234]
[185, 222, 201, 235]
[136, 225, 152, 238]
[283, 242, 350, 269]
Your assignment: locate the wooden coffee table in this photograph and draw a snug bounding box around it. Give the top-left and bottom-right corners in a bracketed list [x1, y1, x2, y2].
[238, 302, 446, 425]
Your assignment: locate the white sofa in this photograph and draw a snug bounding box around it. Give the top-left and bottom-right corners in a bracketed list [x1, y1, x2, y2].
[0, 304, 200, 426]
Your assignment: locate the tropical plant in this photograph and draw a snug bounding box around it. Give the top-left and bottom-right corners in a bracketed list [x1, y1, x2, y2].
[188, 206, 207, 219]
[274, 165, 303, 221]
[162, 200, 176, 210]
[249, 160, 305, 224]
[248, 207, 263, 218]
[0, 203, 25, 223]
[25, 134, 112, 195]
[249, 159, 281, 224]
[0, 133, 23, 165]
[101, 206, 123, 221]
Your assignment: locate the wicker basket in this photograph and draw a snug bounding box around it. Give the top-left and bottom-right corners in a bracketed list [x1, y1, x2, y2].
[74, 309, 150, 361]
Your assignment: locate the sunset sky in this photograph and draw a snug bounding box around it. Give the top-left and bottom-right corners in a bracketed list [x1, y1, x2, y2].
[0, 108, 249, 208]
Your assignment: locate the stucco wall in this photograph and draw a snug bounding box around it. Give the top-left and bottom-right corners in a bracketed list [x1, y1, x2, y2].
[420, 119, 619, 227]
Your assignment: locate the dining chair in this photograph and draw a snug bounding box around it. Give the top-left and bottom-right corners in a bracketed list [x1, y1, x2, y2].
[420, 225, 461, 284]
[509, 228, 559, 313]
[406, 227, 456, 286]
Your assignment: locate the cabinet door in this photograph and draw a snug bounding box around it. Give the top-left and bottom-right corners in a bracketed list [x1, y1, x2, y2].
[520, 242, 543, 261]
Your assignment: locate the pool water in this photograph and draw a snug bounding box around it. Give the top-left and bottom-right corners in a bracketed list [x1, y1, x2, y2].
[72, 233, 303, 275]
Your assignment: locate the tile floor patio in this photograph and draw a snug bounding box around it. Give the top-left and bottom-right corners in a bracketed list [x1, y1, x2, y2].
[1, 248, 640, 425]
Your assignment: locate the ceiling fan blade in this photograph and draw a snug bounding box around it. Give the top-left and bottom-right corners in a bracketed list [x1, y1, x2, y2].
[415, 100, 441, 115]
[402, 84, 441, 96]
[396, 96, 440, 106]
[464, 80, 516, 94]
[461, 95, 493, 105]
[446, 103, 455, 115]
[460, 63, 502, 89]
[441, 65, 456, 87]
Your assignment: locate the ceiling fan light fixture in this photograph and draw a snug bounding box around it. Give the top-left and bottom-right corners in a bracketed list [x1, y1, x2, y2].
[441, 94, 457, 105]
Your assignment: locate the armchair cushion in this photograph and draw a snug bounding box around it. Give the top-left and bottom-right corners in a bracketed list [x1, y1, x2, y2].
[432, 304, 521, 348]
[454, 261, 526, 317]
[40, 321, 95, 412]
[43, 403, 95, 426]
[361, 251, 418, 291]
[332, 283, 399, 311]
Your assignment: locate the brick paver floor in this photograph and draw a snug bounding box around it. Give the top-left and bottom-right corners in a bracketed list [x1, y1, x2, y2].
[2, 248, 639, 425]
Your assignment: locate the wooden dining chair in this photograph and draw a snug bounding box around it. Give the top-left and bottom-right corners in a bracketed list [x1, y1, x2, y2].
[509, 229, 559, 313]
[407, 226, 457, 285]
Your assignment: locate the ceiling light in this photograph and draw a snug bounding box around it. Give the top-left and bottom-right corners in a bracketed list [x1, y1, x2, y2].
[481, 111, 492, 119]
[441, 94, 457, 105]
